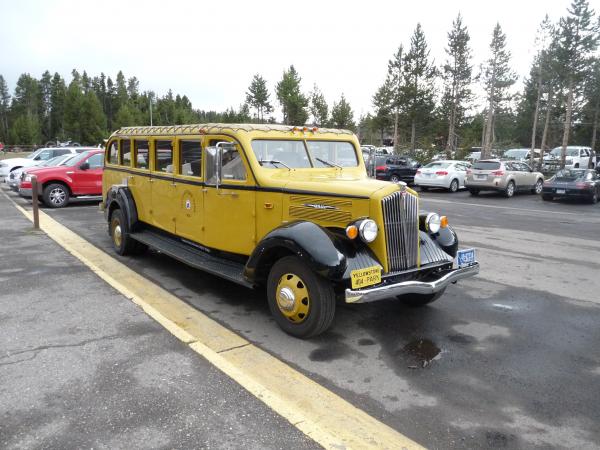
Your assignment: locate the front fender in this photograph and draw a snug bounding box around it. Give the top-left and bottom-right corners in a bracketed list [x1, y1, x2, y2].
[244, 221, 349, 283]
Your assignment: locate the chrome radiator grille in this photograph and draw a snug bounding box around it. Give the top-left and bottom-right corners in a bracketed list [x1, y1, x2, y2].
[382, 190, 419, 272]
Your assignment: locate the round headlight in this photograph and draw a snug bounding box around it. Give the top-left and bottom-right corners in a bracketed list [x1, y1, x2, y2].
[426, 213, 441, 234]
[358, 219, 378, 243]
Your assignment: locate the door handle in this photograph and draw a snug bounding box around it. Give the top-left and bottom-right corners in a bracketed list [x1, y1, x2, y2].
[128, 175, 134, 179]
[218, 191, 239, 197]
[149, 179, 154, 183]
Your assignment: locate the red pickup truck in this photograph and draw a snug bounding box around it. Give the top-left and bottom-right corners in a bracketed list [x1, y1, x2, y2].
[19, 149, 104, 208]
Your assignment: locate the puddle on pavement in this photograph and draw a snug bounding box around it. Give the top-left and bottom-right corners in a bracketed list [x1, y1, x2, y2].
[402, 338, 442, 368]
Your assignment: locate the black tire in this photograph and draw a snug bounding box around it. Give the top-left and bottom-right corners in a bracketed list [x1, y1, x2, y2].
[398, 288, 446, 307]
[574, 163, 579, 168]
[589, 191, 599, 204]
[267, 256, 335, 339]
[420, 186, 429, 192]
[390, 174, 400, 183]
[532, 178, 543, 195]
[468, 189, 480, 196]
[109, 208, 146, 256]
[42, 183, 70, 208]
[504, 181, 515, 198]
[542, 194, 553, 201]
[448, 179, 459, 193]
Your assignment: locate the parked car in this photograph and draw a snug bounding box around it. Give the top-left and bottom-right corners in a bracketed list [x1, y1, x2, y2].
[7, 154, 77, 191]
[0, 146, 95, 181]
[19, 150, 104, 208]
[465, 160, 544, 198]
[375, 155, 421, 183]
[542, 169, 600, 203]
[543, 146, 596, 170]
[503, 148, 542, 163]
[414, 160, 470, 193]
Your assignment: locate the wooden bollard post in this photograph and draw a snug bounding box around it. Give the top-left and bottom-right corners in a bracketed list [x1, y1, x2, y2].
[31, 175, 40, 229]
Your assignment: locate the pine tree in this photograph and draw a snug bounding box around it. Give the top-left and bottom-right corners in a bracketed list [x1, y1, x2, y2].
[309, 84, 328, 126]
[330, 94, 354, 129]
[245, 74, 273, 122]
[556, 0, 599, 167]
[0, 75, 10, 143]
[387, 45, 404, 152]
[443, 14, 473, 156]
[50, 73, 66, 141]
[11, 74, 41, 144]
[276, 65, 308, 125]
[38, 71, 52, 142]
[372, 78, 394, 145]
[80, 90, 106, 144]
[584, 57, 600, 157]
[63, 75, 84, 142]
[481, 24, 517, 159]
[402, 24, 437, 152]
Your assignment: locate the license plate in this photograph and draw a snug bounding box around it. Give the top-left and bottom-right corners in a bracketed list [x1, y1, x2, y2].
[350, 266, 382, 289]
[475, 174, 487, 180]
[456, 248, 476, 268]
[556, 189, 565, 194]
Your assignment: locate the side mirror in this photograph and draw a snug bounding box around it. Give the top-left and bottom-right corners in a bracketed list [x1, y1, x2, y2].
[79, 162, 90, 170]
[33, 155, 41, 161]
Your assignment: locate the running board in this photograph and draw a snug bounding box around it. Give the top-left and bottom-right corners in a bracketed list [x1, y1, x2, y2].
[129, 230, 252, 288]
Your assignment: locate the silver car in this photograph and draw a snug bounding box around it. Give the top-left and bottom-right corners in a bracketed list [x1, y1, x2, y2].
[465, 160, 544, 198]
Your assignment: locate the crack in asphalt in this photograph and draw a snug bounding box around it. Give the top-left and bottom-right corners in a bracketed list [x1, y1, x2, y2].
[0, 334, 126, 366]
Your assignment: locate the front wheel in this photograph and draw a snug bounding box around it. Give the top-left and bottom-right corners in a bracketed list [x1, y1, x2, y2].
[267, 256, 335, 339]
[542, 194, 553, 201]
[468, 189, 480, 196]
[448, 179, 459, 193]
[42, 183, 70, 208]
[420, 186, 429, 192]
[398, 288, 446, 307]
[109, 209, 146, 255]
[589, 191, 599, 204]
[390, 174, 400, 183]
[532, 179, 543, 195]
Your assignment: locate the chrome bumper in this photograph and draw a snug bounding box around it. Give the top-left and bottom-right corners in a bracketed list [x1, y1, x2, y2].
[345, 262, 479, 304]
[19, 187, 32, 197]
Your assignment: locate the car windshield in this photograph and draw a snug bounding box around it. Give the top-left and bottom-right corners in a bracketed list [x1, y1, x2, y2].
[251, 140, 358, 169]
[26, 149, 46, 159]
[65, 151, 93, 166]
[424, 162, 451, 169]
[504, 149, 528, 159]
[554, 169, 587, 181]
[41, 155, 68, 167]
[473, 161, 501, 170]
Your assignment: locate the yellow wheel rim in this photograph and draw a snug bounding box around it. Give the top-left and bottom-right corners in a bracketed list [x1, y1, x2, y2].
[276, 273, 310, 323]
[111, 218, 122, 247]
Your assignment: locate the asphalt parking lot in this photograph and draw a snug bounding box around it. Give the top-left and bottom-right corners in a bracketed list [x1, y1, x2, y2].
[2, 185, 600, 449]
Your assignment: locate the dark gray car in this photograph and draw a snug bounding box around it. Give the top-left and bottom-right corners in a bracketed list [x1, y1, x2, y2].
[542, 169, 600, 204]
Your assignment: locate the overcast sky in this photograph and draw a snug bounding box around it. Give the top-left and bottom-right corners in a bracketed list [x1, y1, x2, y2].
[0, 0, 577, 119]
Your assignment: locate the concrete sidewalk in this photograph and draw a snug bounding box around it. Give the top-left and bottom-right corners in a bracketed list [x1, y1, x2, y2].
[0, 191, 316, 449]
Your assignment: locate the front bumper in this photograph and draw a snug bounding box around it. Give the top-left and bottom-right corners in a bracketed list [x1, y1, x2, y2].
[345, 262, 479, 303]
[19, 187, 32, 197]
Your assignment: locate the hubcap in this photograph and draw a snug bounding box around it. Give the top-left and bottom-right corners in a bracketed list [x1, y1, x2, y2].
[536, 181, 543, 194]
[50, 187, 66, 205]
[275, 273, 310, 323]
[508, 183, 514, 196]
[112, 221, 122, 247]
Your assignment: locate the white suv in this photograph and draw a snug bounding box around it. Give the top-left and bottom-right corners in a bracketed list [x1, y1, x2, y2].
[0, 147, 94, 180]
[543, 146, 596, 170]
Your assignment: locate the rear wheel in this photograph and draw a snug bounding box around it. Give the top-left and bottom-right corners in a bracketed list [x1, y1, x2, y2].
[390, 174, 400, 183]
[448, 179, 459, 193]
[504, 181, 515, 198]
[420, 186, 429, 192]
[398, 288, 446, 307]
[42, 183, 70, 208]
[542, 194, 553, 201]
[468, 189, 480, 196]
[589, 191, 599, 204]
[532, 179, 543, 195]
[267, 256, 335, 339]
[109, 209, 146, 255]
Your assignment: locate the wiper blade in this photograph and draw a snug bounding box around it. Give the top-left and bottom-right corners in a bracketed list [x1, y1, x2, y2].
[316, 157, 342, 168]
[259, 159, 291, 170]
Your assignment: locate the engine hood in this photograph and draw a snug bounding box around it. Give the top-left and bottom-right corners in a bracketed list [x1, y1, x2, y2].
[1, 158, 36, 168]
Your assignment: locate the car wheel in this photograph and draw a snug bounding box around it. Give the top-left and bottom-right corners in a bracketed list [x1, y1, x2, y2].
[504, 181, 515, 198]
[420, 186, 429, 192]
[532, 179, 543, 195]
[267, 256, 335, 339]
[542, 194, 553, 201]
[449, 179, 459, 193]
[398, 288, 446, 307]
[390, 174, 400, 183]
[574, 163, 579, 168]
[468, 189, 479, 196]
[42, 183, 70, 208]
[589, 192, 599, 204]
[109, 209, 146, 255]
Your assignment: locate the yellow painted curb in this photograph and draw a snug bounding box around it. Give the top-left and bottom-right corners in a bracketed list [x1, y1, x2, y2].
[4, 191, 425, 450]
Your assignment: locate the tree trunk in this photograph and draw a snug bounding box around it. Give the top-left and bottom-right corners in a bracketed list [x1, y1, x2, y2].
[410, 119, 416, 154]
[530, 66, 543, 168]
[483, 103, 494, 159]
[540, 92, 553, 163]
[561, 80, 574, 169]
[393, 108, 399, 154]
[446, 100, 457, 159]
[589, 99, 599, 169]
